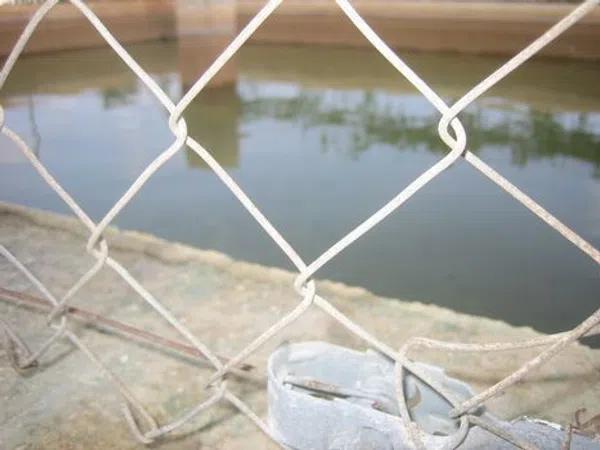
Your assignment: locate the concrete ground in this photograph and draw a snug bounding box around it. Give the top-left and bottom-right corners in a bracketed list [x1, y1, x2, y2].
[0, 202, 598, 449]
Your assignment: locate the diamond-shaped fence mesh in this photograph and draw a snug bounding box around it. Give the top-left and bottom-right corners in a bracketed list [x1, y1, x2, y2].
[1, 0, 599, 448]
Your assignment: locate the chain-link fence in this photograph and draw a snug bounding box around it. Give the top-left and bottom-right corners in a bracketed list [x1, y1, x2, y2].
[1, 0, 599, 448]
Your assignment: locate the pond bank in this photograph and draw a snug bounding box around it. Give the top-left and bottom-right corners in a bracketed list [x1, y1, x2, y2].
[239, 0, 600, 60]
[0, 202, 599, 448]
[0, 0, 175, 57]
[1, 1, 599, 61]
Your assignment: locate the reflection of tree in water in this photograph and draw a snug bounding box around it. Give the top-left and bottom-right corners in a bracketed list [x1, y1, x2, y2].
[242, 90, 600, 176]
[101, 83, 138, 109]
[27, 95, 41, 157]
[101, 75, 178, 110]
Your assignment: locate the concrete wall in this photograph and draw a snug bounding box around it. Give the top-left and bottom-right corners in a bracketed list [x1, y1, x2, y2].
[0, 0, 176, 57]
[238, 0, 600, 60]
[176, 0, 237, 88]
[1, 1, 599, 64]
[0, 0, 238, 88]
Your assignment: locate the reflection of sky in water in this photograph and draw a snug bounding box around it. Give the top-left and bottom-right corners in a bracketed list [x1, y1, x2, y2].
[0, 43, 599, 336]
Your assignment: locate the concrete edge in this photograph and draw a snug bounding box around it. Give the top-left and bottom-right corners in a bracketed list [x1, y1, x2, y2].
[0, 200, 560, 340]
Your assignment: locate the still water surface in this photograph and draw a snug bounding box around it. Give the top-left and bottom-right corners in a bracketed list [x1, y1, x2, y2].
[1, 42, 599, 334]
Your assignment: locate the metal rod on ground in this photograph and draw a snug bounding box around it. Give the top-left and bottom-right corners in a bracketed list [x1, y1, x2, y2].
[0, 286, 262, 382]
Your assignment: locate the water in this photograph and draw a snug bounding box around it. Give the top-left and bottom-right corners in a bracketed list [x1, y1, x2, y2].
[1, 41, 599, 335]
